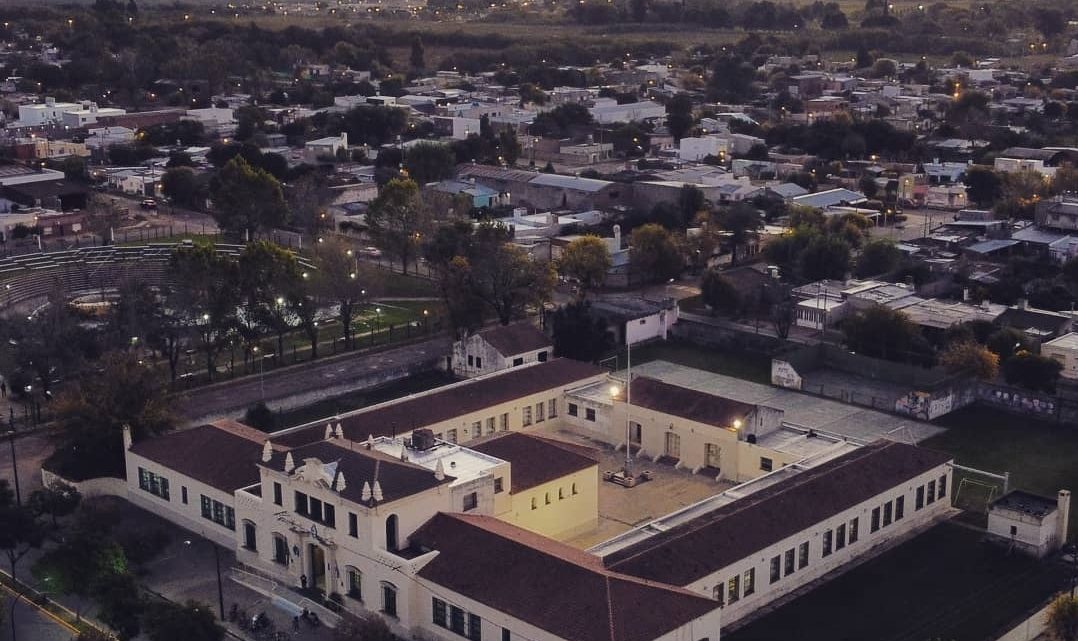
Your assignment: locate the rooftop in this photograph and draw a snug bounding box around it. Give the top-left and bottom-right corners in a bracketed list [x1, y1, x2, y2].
[129, 420, 275, 493]
[600, 439, 952, 585]
[990, 490, 1058, 519]
[471, 432, 598, 493]
[625, 377, 754, 429]
[411, 513, 719, 641]
[476, 322, 551, 356]
[368, 436, 503, 487]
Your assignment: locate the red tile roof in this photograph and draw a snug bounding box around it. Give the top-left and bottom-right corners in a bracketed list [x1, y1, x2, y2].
[128, 422, 266, 493]
[272, 358, 605, 447]
[605, 440, 952, 585]
[628, 377, 754, 428]
[411, 513, 718, 641]
[476, 323, 551, 356]
[471, 433, 597, 493]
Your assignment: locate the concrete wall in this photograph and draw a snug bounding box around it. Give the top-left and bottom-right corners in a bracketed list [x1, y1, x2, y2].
[500, 465, 599, 541]
[986, 508, 1059, 557]
[451, 334, 550, 379]
[40, 469, 127, 498]
[995, 595, 1058, 641]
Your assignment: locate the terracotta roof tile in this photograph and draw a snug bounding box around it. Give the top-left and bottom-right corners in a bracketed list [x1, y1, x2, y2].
[628, 377, 754, 429]
[476, 323, 551, 356]
[471, 433, 597, 493]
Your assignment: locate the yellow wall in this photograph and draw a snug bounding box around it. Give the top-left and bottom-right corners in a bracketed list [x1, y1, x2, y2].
[733, 442, 803, 482]
[497, 466, 599, 541]
[617, 404, 742, 478]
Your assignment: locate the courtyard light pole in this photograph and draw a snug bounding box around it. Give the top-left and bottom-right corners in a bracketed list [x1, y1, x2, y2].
[185, 538, 226, 620]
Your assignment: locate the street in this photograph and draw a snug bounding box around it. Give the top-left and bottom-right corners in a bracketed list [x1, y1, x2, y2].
[0, 592, 77, 641]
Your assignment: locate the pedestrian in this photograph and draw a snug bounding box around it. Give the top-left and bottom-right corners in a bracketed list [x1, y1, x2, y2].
[293, 616, 300, 632]
[0, 380, 6, 398]
[300, 574, 308, 589]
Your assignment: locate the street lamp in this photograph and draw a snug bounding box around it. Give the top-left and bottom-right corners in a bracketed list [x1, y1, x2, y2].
[185, 538, 225, 620]
[252, 346, 265, 400]
[5, 424, 20, 506]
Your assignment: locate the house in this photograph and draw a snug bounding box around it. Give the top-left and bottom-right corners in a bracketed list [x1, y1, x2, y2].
[17, 98, 82, 126]
[996, 300, 1073, 343]
[791, 188, 867, 210]
[451, 323, 552, 378]
[1036, 195, 1078, 232]
[1040, 333, 1078, 379]
[986, 490, 1070, 558]
[306, 133, 349, 161]
[804, 96, 849, 121]
[590, 296, 679, 345]
[59, 102, 127, 128]
[588, 99, 666, 124]
[994, 147, 1077, 178]
[428, 179, 503, 209]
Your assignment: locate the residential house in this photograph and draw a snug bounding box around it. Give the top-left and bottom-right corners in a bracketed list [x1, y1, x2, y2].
[451, 323, 552, 378]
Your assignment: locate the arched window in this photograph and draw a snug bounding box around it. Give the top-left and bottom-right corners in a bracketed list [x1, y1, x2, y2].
[381, 581, 398, 617]
[545, 492, 551, 505]
[385, 514, 399, 552]
[272, 532, 288, 565]
[530, 497, 537, 510]
[558, 487, 565, 500]
[242, 520, 257, 551]
[346, 566, 362, 601]
[571, 482, 578, 495]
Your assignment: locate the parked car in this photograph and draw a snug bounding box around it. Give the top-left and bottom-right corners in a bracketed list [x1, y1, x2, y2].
[140, 199, 158, 210]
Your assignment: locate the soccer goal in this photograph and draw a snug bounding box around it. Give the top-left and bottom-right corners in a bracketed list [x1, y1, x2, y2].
[951, 464, 1010, 515]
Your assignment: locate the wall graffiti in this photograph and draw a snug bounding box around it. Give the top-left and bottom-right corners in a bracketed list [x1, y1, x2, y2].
[771, 359, 803, 390]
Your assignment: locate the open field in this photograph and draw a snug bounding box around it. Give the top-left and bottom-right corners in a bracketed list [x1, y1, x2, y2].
[923, 406, 1078, 535]
[727, 522, 1070, 641]
[608, 339, 775, 385]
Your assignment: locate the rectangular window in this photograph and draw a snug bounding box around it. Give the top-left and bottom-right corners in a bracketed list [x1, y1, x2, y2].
[433, 598, 447, 627]
[715, 585, 724, 607]
[895, 496, 905, 521]
[500, 413, 508, 431]
[883, 501, 893, 526]
[448, 429, 458, 443]
[468, 613, 482, 641]
[494, 478, 504, 494]
[201, 495, 212, 519]
[476, 357, 482, 368]
[784, 548, 795, 576]
[471, 421, 481, 437]
[450, 606, 465, 635]
[522, 406, 532, 426]
[225, 506, 235, 530]
[503, 629, 510, 641]
[938, 475, 947, 499]
[728, 574, 740, 604]
[549, 399, 557, 418]
[213, 500, 224, 524]
[486, 417, 495, 434]
[463, 492, 478, 511]
[273, 482, 282, 506]
[349, 513, 358, 538]
[798, 541, 809, 568]
[536, 402, 545, 422]
[512, 357, 524, 366]
[836, 523, 846, 550]
[849, 517, 859, 544]
[383, 585, 397, 618]
[295, 491, 309, 516]
[743, 568, 755, 596]
[760, 457, 773, 472]
[568, 403, 579, 417]
[916, 486, 925, 510]
[822, 530, 833, 556]
[585, 408, 596, 422]
[323, 504, 335, 528]
[310, 497, 323, 522]
[769, 556, 781, 583]
[137, 468, 170, 501]
[927, 480, 936, 504]
[871, 507, 881, 532]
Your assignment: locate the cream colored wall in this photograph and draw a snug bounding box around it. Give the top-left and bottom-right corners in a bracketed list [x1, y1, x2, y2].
[498, 466, 599, 541]
[626, 404, 741, 476]
[733, 442, 803, 483]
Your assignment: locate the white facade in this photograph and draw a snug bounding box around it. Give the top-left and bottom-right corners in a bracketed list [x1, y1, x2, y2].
[1041, 333, 1078, 379]
[589, 100, 666, 124]
[986, 491, 1069, 558]
[18, 99, 80, 126]
[994, 157, 1056, 178]
[59, 103, 127, 128]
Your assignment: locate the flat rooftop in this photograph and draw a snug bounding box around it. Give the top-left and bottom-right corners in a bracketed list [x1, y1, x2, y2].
[625, 361, 946, 443]
[991, 490, 1058, 519]
[369, 436, 503, 487]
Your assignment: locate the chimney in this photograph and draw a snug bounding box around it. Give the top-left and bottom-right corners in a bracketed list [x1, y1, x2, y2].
[284, 452, 295, 473]
[122, 424, 133, 450]
[1058, 490, 1071, 548]
[434, 459, 446, 481]
[261, 440, 273, 463]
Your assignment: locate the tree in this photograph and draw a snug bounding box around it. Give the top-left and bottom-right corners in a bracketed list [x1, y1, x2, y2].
[963, 166, 1002, 208]
[630, 0, 649, 21]
[143, 600, 224, 641]
[856, 238, 900, 277]
[51, 352, 175, 480]
[209, 156, 288, 234]
[366, 178, 431, 274]
[700, 269, 741, 316]
[710, 55, 756, 103]
[0, 480, 45, 638]
[31, 528, 126, 619]
[714, 203, 763, 265]
[404, 143, 457, 185]
[799, 234, 851, 281]
[939, 341, 999, 380]
[557, 236, 612, 297]
[244, 402, 278, 431]
[630, 224, 683, 284]
[409, 34, 425, 72]
[986, 327, 1029, 363]
[1047, 594, 1078, 641]
[469, 243, 556, 325]
[167, 242, 240, 380]
[316, 238, 375, 349]
[238, 241, 302, 360]
[843, 306, 931, 364]
[551, 302, 615, 362]
[95, 571, 143, 639]
[333, 617, 397, 641]
[286, 172, 334, 234]
[27, 481, 81, 527]
[858, 175, 879, 199]
[161, 167, 205, 210]
[1003, 350, 1062, 393]
[666, 94, 694, 142]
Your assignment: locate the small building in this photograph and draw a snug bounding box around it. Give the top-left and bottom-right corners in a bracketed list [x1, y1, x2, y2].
[986, 490, 1070, 558]
[590, 296, 679, 345]
[1041, 333, 1078, 379]
[451, 323, 552, 378]
[305, 133, 349, 161]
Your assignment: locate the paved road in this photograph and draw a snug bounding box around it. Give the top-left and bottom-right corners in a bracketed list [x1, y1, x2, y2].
[0, 593, 77, 641]
[175, 336, 451, 425]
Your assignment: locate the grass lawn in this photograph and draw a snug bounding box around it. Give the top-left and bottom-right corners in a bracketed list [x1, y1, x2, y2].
[610, 339, 774, 385]
[269, 370, 458, 429]
[922, 405, 1078, 535]
[727, 522, 1069, 641]
[373, 270, 439, 298]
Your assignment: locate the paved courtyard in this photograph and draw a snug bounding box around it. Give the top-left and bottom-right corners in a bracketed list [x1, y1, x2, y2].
[535, 426, 734, 550]
[628, 361, 945, 443]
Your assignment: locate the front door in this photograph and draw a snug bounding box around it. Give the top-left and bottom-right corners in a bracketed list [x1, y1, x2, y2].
[664, 431, 680, 459]
[629, 422, 642, 445]
[308, 544, 326, 592]
[705, 443, 721, 469]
